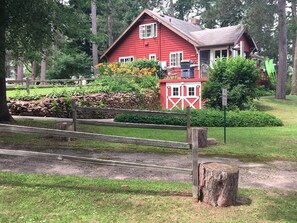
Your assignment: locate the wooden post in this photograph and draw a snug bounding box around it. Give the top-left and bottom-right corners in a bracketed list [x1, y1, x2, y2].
[26, 77, 30, 94]
[191, 127, 207, 200]
[72, 99, 77, 131]
[186, 106, 191, 143]
[79, 76, 83, 88]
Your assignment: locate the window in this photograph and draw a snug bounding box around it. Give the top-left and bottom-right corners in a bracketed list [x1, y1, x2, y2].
[170, 52, 183, 67]
[149, 54, 157, 60]
[214, 49, 228, 59]
[119, 56, 134, 63]
[188, 87, 195, 96]
[139, 23, 157, 39]
[172, 87, 179, 96]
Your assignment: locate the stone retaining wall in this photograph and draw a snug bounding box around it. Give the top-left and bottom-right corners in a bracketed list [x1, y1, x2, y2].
[8, 92, 160, 118]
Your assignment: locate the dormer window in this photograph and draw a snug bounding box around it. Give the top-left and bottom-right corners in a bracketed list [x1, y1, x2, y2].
[139, 23, 157, 39]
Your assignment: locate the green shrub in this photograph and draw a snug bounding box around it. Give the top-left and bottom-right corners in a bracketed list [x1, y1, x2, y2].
[114, 109, 283, 127]
[47, 50, 92, 79]
[94, 76, 141, 93]
[202, 57, 260, 110]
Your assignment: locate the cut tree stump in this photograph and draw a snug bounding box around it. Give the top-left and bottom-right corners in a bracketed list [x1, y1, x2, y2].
[198, 162, 239, 207]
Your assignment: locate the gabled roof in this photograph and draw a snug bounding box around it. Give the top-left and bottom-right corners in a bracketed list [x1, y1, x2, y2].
[190, 25, 245, 48]
[101, 9, 202, 59]
[101, 9, 256, 59]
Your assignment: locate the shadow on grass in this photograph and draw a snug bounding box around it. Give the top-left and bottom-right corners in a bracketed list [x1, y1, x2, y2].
[0, 174, 255, 208]
[255, 103, 274, 112]
[0, 177, 192, 198]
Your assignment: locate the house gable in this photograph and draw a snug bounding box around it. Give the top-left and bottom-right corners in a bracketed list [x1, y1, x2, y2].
[101, 9, 257, 80]
[104, 13, 200, 78]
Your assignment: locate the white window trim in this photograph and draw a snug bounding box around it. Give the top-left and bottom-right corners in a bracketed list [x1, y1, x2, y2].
[187, 86, 196, 97]
[210, 48, 229, 62]
[119, 56, 134, 63]
[172, 87, 180, 97]
[170, 51, 183, 67]
[149, 54, 157, 60]
[139, 23, 157, 39]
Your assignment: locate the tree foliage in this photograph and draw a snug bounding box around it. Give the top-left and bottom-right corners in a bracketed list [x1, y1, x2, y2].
[1, 0, 59, 122]
[47, 50, 92, 79]
[202, 57, 260, 110]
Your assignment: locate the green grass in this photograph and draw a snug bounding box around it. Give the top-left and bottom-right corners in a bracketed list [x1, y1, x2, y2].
[5, 116, 297, 161]
[1, 95, 297, 161]
[255, 95, 297, 125]
[0, 172, 296, 223]
[6, 86, 79, 99]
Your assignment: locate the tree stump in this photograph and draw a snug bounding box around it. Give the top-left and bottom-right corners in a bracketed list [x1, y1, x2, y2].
[198, 162, 239, 207]
[53, 122, 74, 141]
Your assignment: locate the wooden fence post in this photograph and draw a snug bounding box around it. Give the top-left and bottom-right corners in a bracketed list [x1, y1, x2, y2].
[26, 77, 30, 94]
[72, 99, 77, 131]
[79, 76, 82, 88]
[191, 127, 208, 200]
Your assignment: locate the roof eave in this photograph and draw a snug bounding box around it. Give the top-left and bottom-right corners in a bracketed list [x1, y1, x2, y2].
[197, 42, 235, 50]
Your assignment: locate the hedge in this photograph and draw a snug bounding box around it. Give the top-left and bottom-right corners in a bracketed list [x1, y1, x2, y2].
[114, 109, 283, 127]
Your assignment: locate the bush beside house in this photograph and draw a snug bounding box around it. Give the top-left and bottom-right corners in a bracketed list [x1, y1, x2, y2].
[202, 57, 260, 110]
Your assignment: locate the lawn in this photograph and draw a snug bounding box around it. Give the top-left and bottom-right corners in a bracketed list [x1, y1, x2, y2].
[0, 172, 296, 223]
[0, 96, 297, 222]
[5, 95, 297, 162]
[6, 86, 80, 99]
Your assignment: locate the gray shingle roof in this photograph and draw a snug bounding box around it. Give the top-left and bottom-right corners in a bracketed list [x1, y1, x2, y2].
[148, 10, 245, 48]
[101, 9, 251, 59]
[190, 25, 245, 48]
[148, 10, 202, 43]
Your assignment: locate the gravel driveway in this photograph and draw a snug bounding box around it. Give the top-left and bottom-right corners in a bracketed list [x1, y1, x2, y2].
[0, 145, 296, 191]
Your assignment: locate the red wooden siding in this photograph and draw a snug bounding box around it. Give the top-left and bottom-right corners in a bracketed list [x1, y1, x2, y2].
[237, 34, 252, 53]
[105, 14, 199, 79]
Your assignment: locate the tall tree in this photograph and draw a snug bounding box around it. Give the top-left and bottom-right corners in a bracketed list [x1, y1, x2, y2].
[0, 0, 56, 122]
[0, 0, 9, 122]
[290, 0, 297, 95]
[91, 0, 98, 71]
[276, 0, 287, 99]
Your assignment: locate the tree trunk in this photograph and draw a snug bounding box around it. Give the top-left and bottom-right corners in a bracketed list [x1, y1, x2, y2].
[5, 57, 10, 77]
[291, 35, 297, 95]
[107, 0, 114, 47]
[41, 49, 46, 84]
[0, 0, 12, 122]
[291, 1, 297, 95]
[17, 58, 23, 81]
[198, 162, 239, 207]
[32, 60, 37, 80]
[91, 0, 98, 74]
[276, 0, 287, 99]
[168, 0, 174, 17]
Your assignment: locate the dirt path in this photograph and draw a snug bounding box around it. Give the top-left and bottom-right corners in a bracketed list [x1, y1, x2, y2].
[0, 145, 296, 191]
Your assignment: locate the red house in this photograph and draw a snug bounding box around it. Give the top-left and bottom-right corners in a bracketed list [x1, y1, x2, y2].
[101, 9, 257, 110]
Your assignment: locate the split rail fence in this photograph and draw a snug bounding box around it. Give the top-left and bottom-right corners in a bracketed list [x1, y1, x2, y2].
[71, 100, 191, 142]
[6, 77, 97, 94]
[0, 106, 207, 199]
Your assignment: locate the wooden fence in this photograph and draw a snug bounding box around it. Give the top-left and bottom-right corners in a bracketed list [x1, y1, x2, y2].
[72, 100, 192, 143]
[0, 122, 207, 199]
[6, 77, 97, 94]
